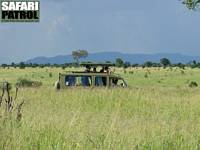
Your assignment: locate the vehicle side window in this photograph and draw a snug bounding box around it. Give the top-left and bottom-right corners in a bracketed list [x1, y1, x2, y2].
[102, 76, 107, 86]
[81, 76, 91, 86]
[75, 77, 82, 86]
[95, 76, 104, 86]
[65, 76, 76, 86]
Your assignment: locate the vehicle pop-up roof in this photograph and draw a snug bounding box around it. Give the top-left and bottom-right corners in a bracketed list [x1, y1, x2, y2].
[80, 62, 115, 68]
[65, 62, 115, 74]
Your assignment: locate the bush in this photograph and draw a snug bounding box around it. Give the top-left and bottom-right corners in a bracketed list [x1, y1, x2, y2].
[144, 73, 148, 78]
[16, 78, 42, 87]
[189, 81, 198, 88]
[49, 72, 53, 77]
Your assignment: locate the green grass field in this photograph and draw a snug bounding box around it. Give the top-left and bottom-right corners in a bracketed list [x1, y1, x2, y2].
[1, 67, 200, 149]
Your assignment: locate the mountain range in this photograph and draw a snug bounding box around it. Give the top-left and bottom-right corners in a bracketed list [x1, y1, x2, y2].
[26, 52, 200, 64]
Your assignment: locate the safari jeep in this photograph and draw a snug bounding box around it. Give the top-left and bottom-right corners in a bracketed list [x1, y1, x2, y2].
[55, 63, 127, 89]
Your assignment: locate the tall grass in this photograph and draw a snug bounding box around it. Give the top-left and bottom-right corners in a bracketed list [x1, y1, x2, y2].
[1, 67, 200, 149]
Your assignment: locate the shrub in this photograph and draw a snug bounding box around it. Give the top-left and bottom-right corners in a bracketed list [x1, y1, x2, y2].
[129, 71, 134, 74]
[62, 66, 65, 70]
[144, 73, 148, 78]
[181, 70, 185, 75]
[124, 69, 127, 74]
[16, 78, 42, 87]
[49, 72, 53, 77]
[189, 81, 198, 88]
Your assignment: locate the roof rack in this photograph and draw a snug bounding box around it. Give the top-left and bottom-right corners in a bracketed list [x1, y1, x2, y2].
[80, 62, 115, 67]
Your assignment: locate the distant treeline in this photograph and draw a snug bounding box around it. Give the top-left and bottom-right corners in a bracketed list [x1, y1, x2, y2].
[1, 58, 200, 69]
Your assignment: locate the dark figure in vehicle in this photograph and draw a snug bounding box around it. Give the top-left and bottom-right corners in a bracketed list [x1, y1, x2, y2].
[85, 65, 91, 72]
[105, 66, 109, 73]
[93, 67, 97, 72]
[112, 78, 118, 86]
[100, 67, 104, 73]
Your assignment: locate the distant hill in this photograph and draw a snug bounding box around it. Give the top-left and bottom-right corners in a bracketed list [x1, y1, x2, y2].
[26, 52, 200, 64]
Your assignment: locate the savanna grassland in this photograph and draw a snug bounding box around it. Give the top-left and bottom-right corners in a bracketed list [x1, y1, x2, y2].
[1, 67, 200, 150]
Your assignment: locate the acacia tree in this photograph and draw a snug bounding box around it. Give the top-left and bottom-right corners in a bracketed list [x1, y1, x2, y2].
[144, 61, 153, 68]
[72, 50, 88, 64]
[115, 58, 124, 67]
[160, 58, 171, 68]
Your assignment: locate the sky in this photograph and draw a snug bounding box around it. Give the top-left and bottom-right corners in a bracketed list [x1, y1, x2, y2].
[0, 0, 200, 63]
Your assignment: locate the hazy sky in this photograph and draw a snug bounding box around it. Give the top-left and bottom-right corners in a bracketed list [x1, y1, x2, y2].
[0, 0, 200, 63]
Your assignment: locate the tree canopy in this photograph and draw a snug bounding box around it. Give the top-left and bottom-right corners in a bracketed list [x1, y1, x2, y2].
[183, 0, 200, 9]
[72, 50, 88, 64]
[160, 58, 171, 68]
[115, 58, 124, 67]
